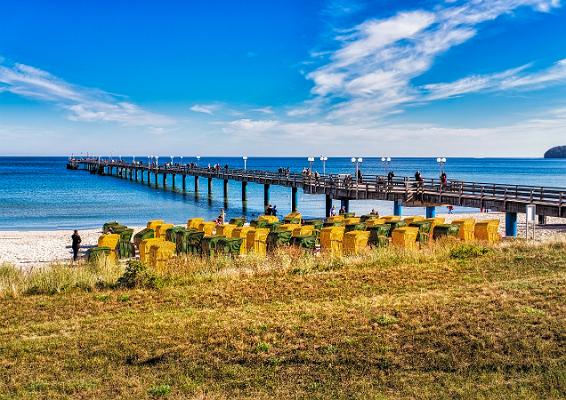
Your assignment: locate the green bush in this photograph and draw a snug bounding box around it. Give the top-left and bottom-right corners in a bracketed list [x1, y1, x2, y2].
[450, 243, 492, 260]
[148, 384, 171, 397]
[116, 260, 161, 289]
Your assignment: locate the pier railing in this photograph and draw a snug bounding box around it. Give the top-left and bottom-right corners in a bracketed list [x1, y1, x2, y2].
[69, 158, 566, 217]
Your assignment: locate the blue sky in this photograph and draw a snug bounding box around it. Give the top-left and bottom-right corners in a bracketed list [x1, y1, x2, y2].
[1, 0, 566, 156]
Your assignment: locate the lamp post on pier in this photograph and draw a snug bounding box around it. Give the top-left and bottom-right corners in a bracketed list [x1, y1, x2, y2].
[307, 157, 315, 172]
[196, 155, 201, 166]
[381, 157, 391, 174]
[243, 156, 248, 170]
[351, 157, 363, 180]
[436, 157, 447, 173]
[320, 156, 328, 175]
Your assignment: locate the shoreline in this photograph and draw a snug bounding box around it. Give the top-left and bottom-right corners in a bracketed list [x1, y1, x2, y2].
[1, 213, 565, 268]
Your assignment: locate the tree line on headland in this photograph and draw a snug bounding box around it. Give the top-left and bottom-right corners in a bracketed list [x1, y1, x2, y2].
[544, 145, 566, 158]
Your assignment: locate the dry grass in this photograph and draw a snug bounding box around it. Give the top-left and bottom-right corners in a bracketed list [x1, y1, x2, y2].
[0, 241, 565, 399]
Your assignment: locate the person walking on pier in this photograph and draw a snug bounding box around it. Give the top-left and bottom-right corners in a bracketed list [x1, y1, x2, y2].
[440, 171, 448, 189]
[330, 206, 336, 217]
[71, 230, 82, 262]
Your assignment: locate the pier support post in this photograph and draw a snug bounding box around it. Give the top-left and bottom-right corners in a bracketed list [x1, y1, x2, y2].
[426, 206, 436, 219]
[172, 174, 176, 189]
[182, 175, 186, 192]
[242, 181, 247, 202]
[223, 179, 228, 200]
[147, 170, 151, 185]
[341, 199, 350, 213]
[393, 200, 403, 216]
[163, 173, 167, 188]
[208, 177, 213, 195]
[325, 195, 332, 217]
[505, 212, 518, 238]
[291, 187, 298, 212]
[264, 184, 270, 209]
[140, 169, 144, 183]
[154, 172, 158, 186]
[194, 176, 199, 192]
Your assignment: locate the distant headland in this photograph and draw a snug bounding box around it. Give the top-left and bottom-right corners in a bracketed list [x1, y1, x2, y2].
[544, 146, 566, 159]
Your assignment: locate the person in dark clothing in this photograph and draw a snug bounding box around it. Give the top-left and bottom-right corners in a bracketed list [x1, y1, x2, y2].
[440, 172, 447, 188]
[387, 171, 395, 184]
[357, 169, 363, 183]
[71, 230, 81, 261]
[413, 170, 422, 187]
[272, 205, 277, 217]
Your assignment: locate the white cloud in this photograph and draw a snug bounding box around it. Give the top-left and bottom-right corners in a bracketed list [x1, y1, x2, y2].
[422, 59, 566, 100]
[251, 106, 274, 114]
[190, 104, 218, 115]
[219, 105, 566, 156]
[304, 0, 561, 120]
[0, 61, 175, 128]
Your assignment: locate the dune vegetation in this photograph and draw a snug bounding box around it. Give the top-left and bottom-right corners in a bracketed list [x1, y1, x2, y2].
[0, 240, 564, 399]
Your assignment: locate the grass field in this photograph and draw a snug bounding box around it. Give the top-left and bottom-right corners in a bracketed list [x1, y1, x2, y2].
[0, 241, 565, 399]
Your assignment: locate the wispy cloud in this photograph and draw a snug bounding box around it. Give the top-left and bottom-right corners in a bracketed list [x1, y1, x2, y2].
[0, 61, 175, 128]
[220, 104, 566, 156]
[305, 0, 562, 120]
[251, 106, 274, 114]
[422, 59, 566, 100]
[190, 104, 220, 115]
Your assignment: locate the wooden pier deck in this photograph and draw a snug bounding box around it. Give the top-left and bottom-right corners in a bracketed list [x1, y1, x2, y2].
[68, 158, 566, 221]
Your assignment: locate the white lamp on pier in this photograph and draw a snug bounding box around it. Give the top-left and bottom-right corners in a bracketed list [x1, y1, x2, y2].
[307, 156, 315, 171]
[320, 156, 328, 174]
[351, 157, 363, 179]
[436, 157, 447, 172]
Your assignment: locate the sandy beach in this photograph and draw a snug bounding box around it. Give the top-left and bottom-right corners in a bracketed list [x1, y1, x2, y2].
[1, 213, 565, 267]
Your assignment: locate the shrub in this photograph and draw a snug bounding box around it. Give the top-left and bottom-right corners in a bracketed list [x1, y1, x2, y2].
[148, 384, 171, 397]
[370, 314, 399, 326]
[116, 260, 161, 289]
[255, 342, 270, 353]
[450, 243, 492, 260]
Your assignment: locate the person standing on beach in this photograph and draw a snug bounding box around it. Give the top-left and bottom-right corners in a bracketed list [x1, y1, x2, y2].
[71, 230, 81, 261]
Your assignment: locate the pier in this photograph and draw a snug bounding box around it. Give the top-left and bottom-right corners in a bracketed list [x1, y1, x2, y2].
[68, 157, 566, 237]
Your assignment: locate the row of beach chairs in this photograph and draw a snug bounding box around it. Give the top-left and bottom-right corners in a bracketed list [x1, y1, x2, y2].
[86, 212, 501, 267]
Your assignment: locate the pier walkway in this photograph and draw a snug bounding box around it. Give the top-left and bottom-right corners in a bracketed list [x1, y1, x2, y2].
[68, 157, 566, 237]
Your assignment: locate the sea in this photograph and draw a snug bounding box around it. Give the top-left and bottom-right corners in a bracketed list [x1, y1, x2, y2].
[1, 156, 565, 230]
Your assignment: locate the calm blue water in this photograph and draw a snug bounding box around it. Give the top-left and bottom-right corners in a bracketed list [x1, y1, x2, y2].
[1, 157, 565, 230]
